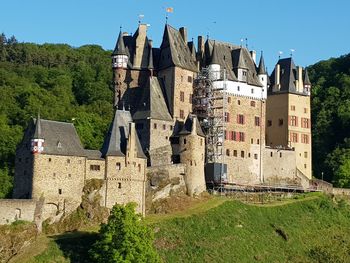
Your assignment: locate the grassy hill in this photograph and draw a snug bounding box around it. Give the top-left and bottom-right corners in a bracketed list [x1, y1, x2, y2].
[11, 194, 350, 263]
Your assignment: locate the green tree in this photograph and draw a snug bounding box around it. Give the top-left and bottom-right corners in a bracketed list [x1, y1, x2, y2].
[89, 203, 160, 263]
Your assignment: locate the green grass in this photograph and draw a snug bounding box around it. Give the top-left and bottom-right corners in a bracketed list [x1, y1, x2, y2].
[153, 195, 350, 263]
[12, 194, 350, 263]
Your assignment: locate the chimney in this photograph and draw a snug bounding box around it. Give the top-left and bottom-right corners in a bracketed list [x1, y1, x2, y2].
[198, 36, 204, 55]
[127, 122, 137, 159]
[275, 64, 280, 91]
[179, 27, 187, 43]
[250, 50, 256, 64]
[297, 66, 303, 92]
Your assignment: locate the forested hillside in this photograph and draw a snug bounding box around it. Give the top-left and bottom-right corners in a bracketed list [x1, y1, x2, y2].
[0, 34, 114, 198]
[308, 53, 350, 187]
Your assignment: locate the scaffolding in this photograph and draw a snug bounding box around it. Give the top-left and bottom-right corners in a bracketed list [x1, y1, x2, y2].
[193, 67, 228, 182]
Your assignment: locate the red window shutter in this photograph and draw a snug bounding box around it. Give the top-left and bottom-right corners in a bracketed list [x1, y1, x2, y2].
[288, 116, 291, 126]
[237, 132, 240, 141]
[230, 131, 234, 140]
[296, 116, 298, 127]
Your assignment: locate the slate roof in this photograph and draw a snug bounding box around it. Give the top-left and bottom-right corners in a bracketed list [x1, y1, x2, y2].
[133, 77, 172, 121]
[85, 149, 103, 160]
[101, 110, 146, 159]
[257, 53, 267, 75]
[31, 118, 86, 156]
[304, 68, 311, 85]
[158, 25, 198, 72]
[269, 58, 298, 93]
[204, 40, 262, 87]
[112, 31, 127, 56]
[178, 114, 205, 137]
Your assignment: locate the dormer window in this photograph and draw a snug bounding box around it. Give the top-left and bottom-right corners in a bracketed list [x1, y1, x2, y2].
[57, 141, 62, 148]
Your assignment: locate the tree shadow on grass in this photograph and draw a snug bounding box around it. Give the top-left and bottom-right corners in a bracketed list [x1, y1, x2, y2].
[53, 231, 98, 263]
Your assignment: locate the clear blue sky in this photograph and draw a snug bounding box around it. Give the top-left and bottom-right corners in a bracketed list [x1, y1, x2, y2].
[1, 0, 349, 70]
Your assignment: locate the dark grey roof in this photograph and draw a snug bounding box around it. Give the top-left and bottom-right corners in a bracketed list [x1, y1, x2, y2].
[33, 113, 42, 139]
[101, 110, 146, 159]
[269, 57, 297, 93]
[158, 24, 198, 72]
[178, 114, 205, 137]
[211, 41, 220, 65]
[257, 53, 267, 75]
[112, 31, 127, 56]
[85, 149, 103, 160]
[204, 40, 262, 87]
[133, 77, 172, 121]
[304, 68, 311, 85]
[187, 41, 196, 60]
[32, 118, 85, 156]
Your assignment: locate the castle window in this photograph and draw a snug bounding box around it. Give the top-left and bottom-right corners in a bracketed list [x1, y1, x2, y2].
[304, 152, 308, 158]
[301, 118, 310, 128]
[270, 152, 273, 157]
[237, 99, 241, 105]
[57, 141, 62, 148]
[180, 110, 184, 119]
[267, 120, 272, 127]
[291, 105, 296, 111]
[226, 149, 230, 156]
[163, 124, 166, 130]
[237, 86, 240, 92]
[154, 123, 157, 129]
[67, 159, 70, 164]
[241, 151, 245, 158]
[90, 165, 100, 171]
[233, 150, 237, 157]
[251, 88, 254, 94]
[180, 91, 185, 102]
[280, 153, 282, 158]
[290, 132, 298, 143]
[304, 108, 308, 114]
[184, 138, 187, 144]
[188, 76, 192, 83]
[68, 174, 71, 178]
[254, 154, 258, 160]
[279, 119, 284, 126]
[250, 101, 256, 107]
[116, 162, 121, 170]
[190, 160, 193, 166]
[228, 97, 231, 103]
[224, 112, 230, 122]
[301, 134, 309, 144]
[304, 164, 307, 169]
[255, 116, 260, 126]
[118, 183, 122, 189]
[257, 139, 260, 145]
[58, 189, 62, 195]
[138, 164, 141, 172]
[170, 125, 173, 130]
[251, 138, 253, 144]
[237, 114, 245, 124]
[290, 116, 298, 126]
[248, 153, 251, 158]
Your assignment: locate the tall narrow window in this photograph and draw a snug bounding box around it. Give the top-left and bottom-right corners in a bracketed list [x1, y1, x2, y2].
[237, 114, 245, 124]
[116, 162, 121, 170]
[224, 112, 230, 122]
[255, 116, 260, 126]
[289, 116, 298, 126]
[180, 110, 184, 119]
[180, 91, 185, 102]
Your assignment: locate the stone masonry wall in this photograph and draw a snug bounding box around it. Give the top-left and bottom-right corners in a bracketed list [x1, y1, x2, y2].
[224, 95, 266, 184]
[0, 200, 37, 225]
[32, 154, 85, 215]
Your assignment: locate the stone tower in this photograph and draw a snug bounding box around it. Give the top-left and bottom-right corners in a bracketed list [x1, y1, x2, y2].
[266, 58, 312, 179]
[178, 114, 206, 196]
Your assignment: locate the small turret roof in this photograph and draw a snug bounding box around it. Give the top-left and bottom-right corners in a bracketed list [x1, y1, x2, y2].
[178, 114, 205, 137]
[33, 113, 42, 139]
[112, 31, 127, 56]
[101, 110, 146, 159]
[257, 53, 267, 75]
[210, 41, 220, 65]
[304, 68, 311, 85]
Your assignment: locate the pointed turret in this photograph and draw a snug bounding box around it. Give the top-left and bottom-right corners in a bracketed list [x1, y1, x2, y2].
[211, 41, 220, 65]
[257, 53, 267, 75]
[304, 69, 311, 86]
[112, 31, 129, 69]
[112, 31, 127, 56]
[31, 113, 45, 154]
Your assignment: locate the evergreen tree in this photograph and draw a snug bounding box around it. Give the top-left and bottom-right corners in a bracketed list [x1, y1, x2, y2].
[89, 203, 160, 263]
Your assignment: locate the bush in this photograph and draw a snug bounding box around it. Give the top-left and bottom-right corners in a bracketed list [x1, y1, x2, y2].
[89, 203, 160, 263]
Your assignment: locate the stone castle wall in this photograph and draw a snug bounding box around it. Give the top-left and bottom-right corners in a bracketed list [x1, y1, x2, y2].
[0, 200, 37, 225]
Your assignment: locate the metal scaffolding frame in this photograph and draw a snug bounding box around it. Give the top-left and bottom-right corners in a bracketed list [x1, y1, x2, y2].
[193, 67, 228, 180]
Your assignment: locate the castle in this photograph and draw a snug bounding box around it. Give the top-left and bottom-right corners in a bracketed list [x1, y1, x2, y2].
[0, 22, 312, 224]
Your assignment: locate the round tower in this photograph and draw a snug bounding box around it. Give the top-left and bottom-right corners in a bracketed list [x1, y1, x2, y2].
[112, 30, 129, 107]
[178, 114, 206, 196]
